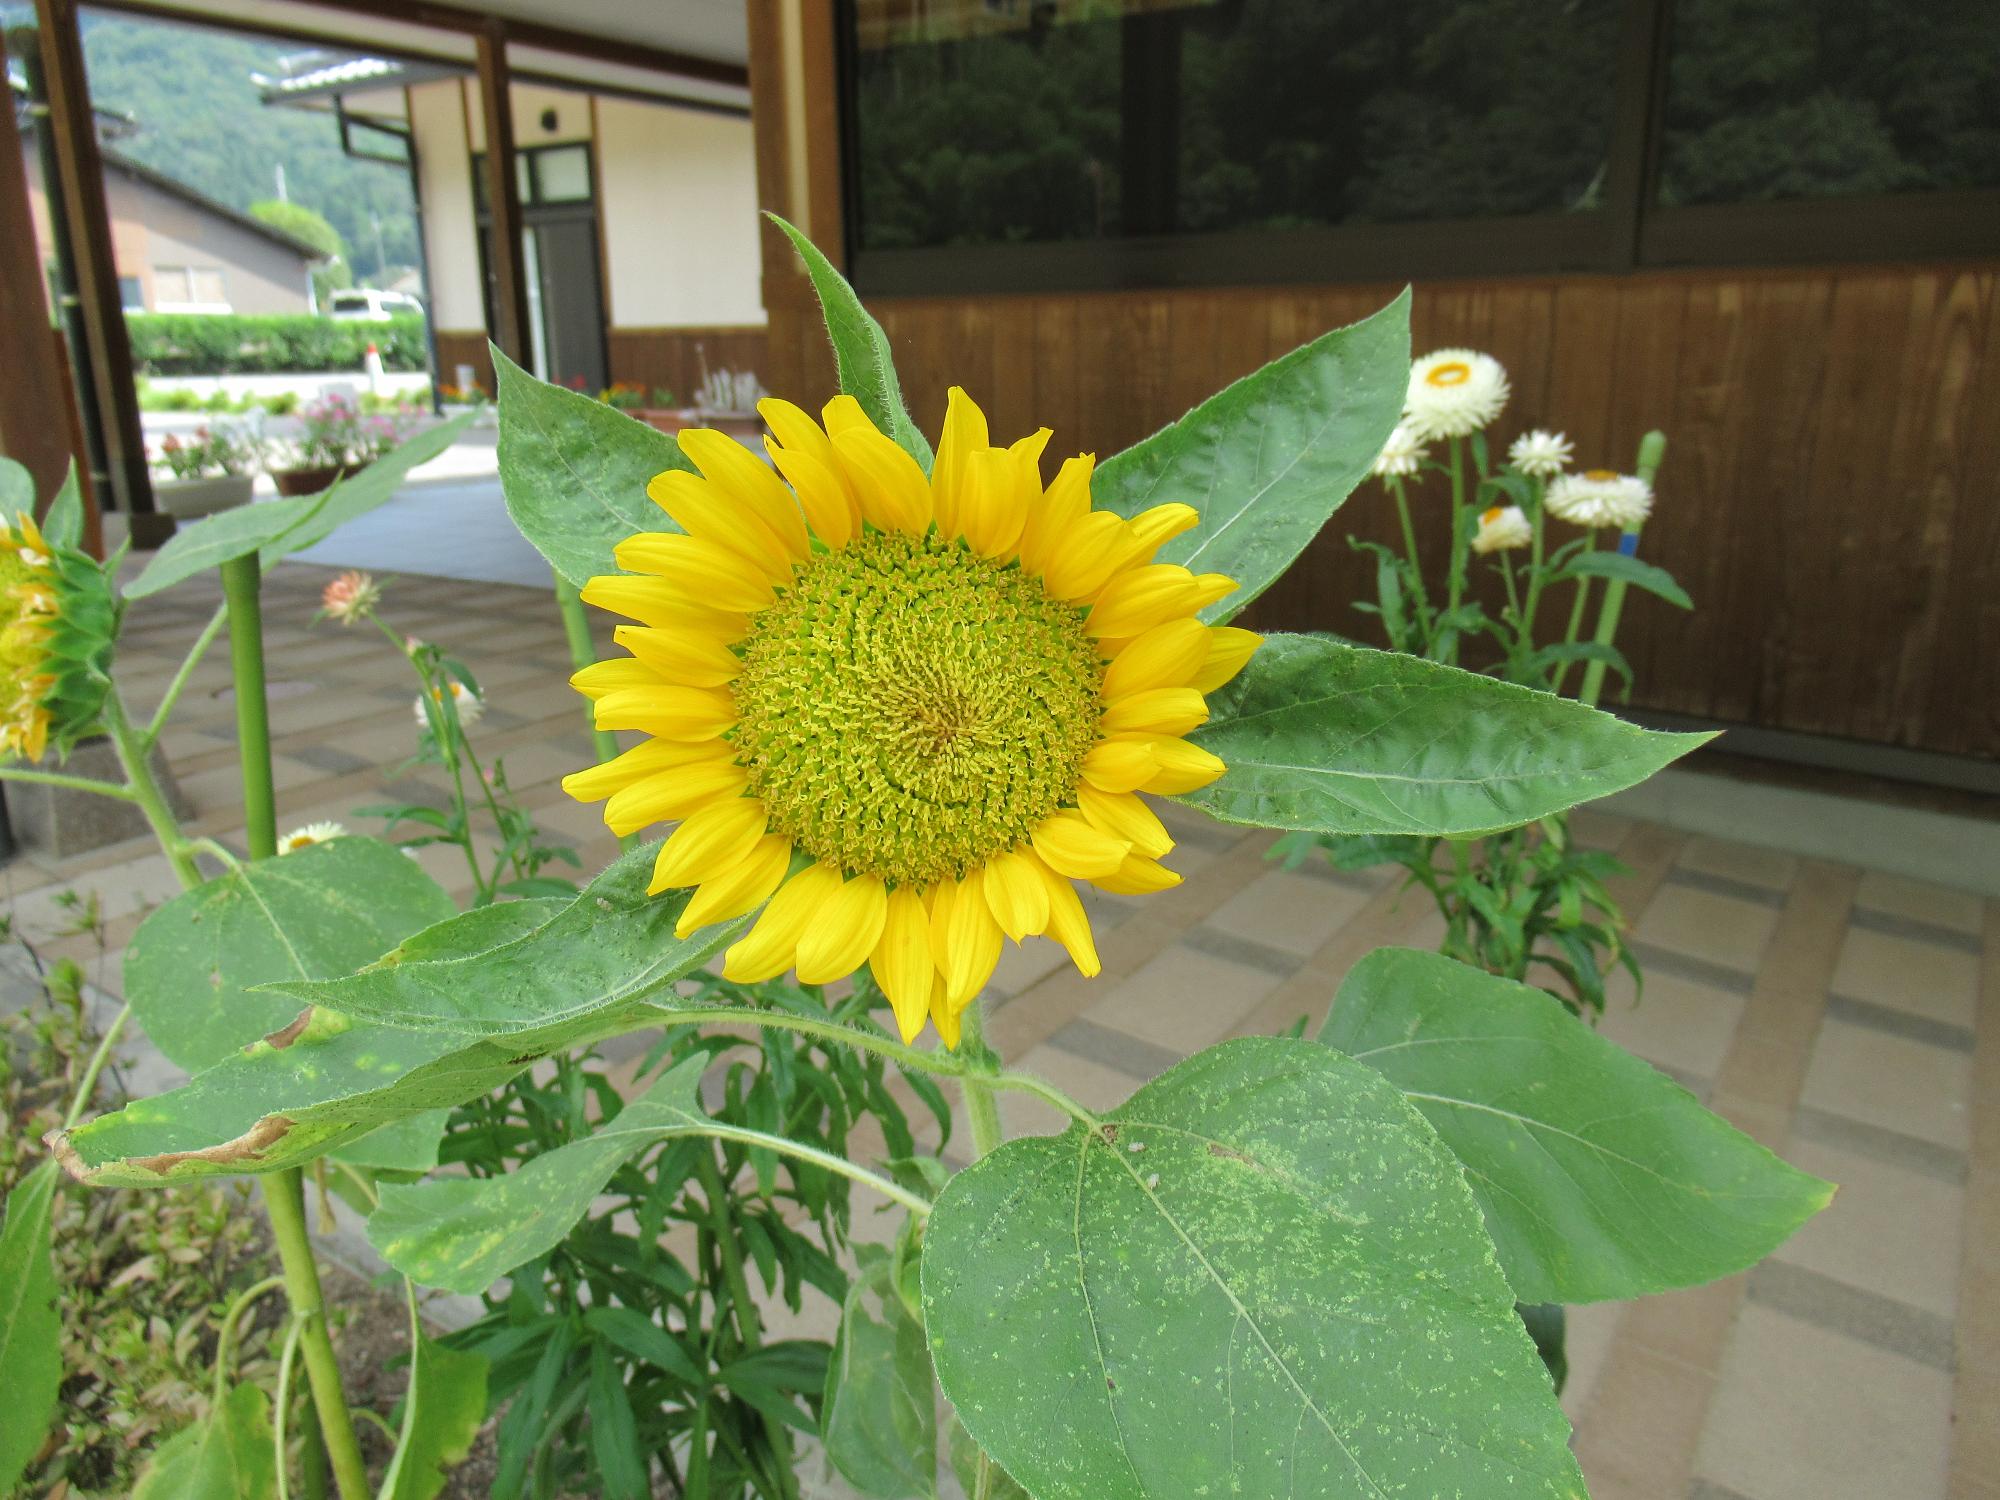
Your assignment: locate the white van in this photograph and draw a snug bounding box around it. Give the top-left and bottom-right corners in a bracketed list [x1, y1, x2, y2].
[327, 289, 424, 321]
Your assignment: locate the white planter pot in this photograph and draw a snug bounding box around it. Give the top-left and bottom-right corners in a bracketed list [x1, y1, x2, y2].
[156, 473, 254, 519]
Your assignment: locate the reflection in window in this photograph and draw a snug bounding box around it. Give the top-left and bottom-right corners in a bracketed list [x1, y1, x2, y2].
[846, 0, 1624, 251]
[1659, 0, 2000, 206]
[534, 145, 593, 202]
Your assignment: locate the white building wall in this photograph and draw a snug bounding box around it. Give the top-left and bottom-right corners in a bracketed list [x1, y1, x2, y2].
[596, 98, 765, 328]
[407, 80, 482, 331]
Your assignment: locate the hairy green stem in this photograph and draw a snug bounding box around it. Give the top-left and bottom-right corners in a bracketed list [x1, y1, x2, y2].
[1518, 475, 1550, 648]
[600, 1119, 934, 1220]
[223, 553, 370, 1500]
[1440, 438, 1469, 664]
[1553, 530, 1597, 697]
[263, 1172, 371, 1500]
[1387, 477, 1431, 632]
[274, 1316, 306, 1500]
[61, 1000, 130, 1129]
[647, 1003, 957, 1080]
[0, 765, 136, 799]
[104, 690, 200, 888]
[212, 1274, 287, 1406]
[954, 1000, 1006, 1162]
[143, 601, 228, 749]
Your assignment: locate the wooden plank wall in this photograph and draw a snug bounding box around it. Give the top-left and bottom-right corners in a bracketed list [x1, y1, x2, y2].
[607, 325, 770, 406]
[762, 263, 1998, 760]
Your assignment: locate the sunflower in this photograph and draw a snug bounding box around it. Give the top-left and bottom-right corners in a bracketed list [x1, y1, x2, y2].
[0, 512, 59, 761]
[564, 388, 1260, 1046]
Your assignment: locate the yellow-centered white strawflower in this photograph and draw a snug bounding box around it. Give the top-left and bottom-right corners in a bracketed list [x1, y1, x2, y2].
[1370, 423, 1428, 478]
[564, 388, 1260, 1047]
[279, 821, 347, 854]
[1546, 469, 1653, 530]
[0, 512, 59, 760]
[1404, 349, 1510, 440]
[414, 679, 484, 727]
[1471, 505, 1533, 554]
[1508, 429, 1572, 478]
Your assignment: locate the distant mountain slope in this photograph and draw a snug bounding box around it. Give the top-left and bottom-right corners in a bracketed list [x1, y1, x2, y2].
[5, 7, 420, 282]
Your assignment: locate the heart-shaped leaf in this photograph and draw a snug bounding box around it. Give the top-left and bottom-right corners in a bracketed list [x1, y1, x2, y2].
[1186, 632, 1710, 837]
[923, 1036, 1584, 1500]
[822, 1249, 939, 1499]
[1324, 947, 1835, 1304]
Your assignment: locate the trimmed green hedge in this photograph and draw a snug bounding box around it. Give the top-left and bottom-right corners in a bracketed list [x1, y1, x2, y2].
[126, 313, 429, 376]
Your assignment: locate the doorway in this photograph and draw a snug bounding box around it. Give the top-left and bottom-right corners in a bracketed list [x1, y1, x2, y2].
[475, 142, 607, 392]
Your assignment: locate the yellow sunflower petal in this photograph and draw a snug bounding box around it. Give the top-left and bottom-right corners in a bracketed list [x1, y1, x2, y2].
[795, 873, 889, 985]
[1102, 618, 1211, 699]
[757, 396, 838, 466]
[1038, 859, 1101, 978]
[1017, 453, 1093, 575]
[982, 847, 1052, 941]
[821, 394, 871, 438]
[931, 872, 1003, 1009]
[645, 468, 795, 580]
[960, 447, 1028, 560]
[1098, 686, 1209, 737]
[613, 626, 742, 687]
[677, 428, 811, 558]
[869, 886, 936, 1042]
[1091, 853, 1183, 896]
[1075, 783, 1173, 860]
[570, 658, 660, 701]
[1190, 626, 1263, 693]
[1190, 572, 1237, 611]
[930, 385, 989, 540]
[832, 426, 933, 534]
[563, 737, 711, 804]
[724, 863, 842, 982]
[1030, 810, 1130, 879]
[1080, 734, 1158, 794]
[1127, 502, 1201, 556]
[1140, 736, 1228, 795]
[1086, 564, 1205, 640]
[612, 533, 776, 613]
[674, 835, 792, 934]
[651, 797, 770, 888]
[928, 976, 962, 1049]
[603, 759, 747, 837]
[1010, 426, 1053, 476]
[1039, 510, 1133, 601]
[765, 440, 859, 550]
[591, 685, 737, 740]
[579, 577, 748, 638]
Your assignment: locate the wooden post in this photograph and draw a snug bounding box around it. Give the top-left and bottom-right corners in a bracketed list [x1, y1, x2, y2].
[0, 26, 96, 545]
[31, 0, 163, 545]
[474, 22, 531, 366]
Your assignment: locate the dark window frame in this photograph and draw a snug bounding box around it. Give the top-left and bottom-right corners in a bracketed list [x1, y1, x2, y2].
[832, 0, 2000, 296]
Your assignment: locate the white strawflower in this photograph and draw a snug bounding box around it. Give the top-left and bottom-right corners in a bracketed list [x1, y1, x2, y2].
[1371, 423, 1428, 478]
[414, 679, 485, 727]
[279, 820, 346, 854]
[1404, 349, 1509, 440]
[1508, 429, 1572, 478]
[1471, 505, 1533, 554]
[1546, 469, 1653, 530]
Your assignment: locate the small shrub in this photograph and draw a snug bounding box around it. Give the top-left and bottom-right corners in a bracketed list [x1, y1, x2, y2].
[125, 313, 428, 376]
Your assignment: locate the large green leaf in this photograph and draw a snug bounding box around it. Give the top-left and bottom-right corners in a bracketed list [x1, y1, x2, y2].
[40, 463, 84, 550]
[130, 1383, 278, 1500]
[125, 413, 473, 599]
[48, 850, 740, 1187]
[368, 1057, 706, 1294]
[1557, 549, 1693, 609]
[259, 840, 740, 1036]
[1185, 632, 1711, 837]
[922, 1037, 1584, 1500]
[495, 344, 694, 588]
[1092, 291, 1409, 621]
[1324, 948, 1835, 1304]
[378, 1312, 489, 1500]
[768, 214, 933, 469]
[0, 456, 31, 514]
[125, 837, 455, 1074]
[822, 1249, 938, 1499]
[0, 1161, 62, 1493]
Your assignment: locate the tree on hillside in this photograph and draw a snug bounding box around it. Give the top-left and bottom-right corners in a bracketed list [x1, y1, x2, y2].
[250, 199, 352, 301]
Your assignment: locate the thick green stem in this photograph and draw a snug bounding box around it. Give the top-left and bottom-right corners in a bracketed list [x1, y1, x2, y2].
[1578, 431, 1667, 709]
[1519, 476, 1550, 645]
[144, 601, 228, 749]
[0, 765, 136, 799]
[222, 552, 369, 1500]
[220, 556, 278, 860]
[263, 1173, 371, 1500]
[955, 1001, 1006, 1162]
[1440, 437, 1468, 664]
[104, 691, 200, 888]
[1552, 530, 1597, 697]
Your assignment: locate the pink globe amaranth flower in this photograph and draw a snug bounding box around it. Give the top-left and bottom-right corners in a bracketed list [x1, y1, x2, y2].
[320, 570, 381, 626]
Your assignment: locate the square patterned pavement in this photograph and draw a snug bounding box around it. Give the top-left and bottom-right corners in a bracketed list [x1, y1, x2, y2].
[4, 561, 1992, 1500]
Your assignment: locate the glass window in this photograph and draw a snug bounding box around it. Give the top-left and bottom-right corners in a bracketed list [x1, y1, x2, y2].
[534, 145, 592, 202]
[846, 0, 1625, 252]
[118, 275, 144, 311]
[1658, 0, 2000, 206]
[190, 267, 228, 306]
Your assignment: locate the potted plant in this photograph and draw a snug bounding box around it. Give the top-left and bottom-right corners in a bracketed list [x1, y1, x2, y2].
[271, 393, 417, 495]
[692, 367, 767, 442]
[149, 423, 260, 519]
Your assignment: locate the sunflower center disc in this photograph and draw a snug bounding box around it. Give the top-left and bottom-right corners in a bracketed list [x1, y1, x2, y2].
[730, 530, 1102, 887]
